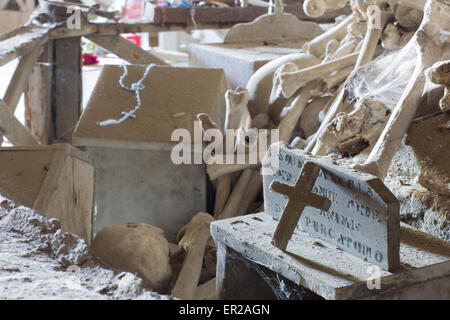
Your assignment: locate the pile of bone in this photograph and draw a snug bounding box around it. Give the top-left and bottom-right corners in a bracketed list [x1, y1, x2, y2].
[92, 0, 450, 301]
[188, 0, 449, 300]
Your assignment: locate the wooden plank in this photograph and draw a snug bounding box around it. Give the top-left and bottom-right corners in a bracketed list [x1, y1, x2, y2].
[33, 149, 65, 214]
[24, 41, 54, 144]
[4, 44, 43, 111]
[0, 99, 37, 145]
[0, 3, 348, 64]
[52, 37, 82, 142]
[3, 144, 95, 243]
[43, 154, 94, 243]
[146, 5, 350, 25]
[0, 148, 54, 208]
[0, 26, 49, 67]
[86, 34, 168, 65]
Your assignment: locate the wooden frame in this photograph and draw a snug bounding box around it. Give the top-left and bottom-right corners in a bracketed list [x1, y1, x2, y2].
[0, 1, 345, 146]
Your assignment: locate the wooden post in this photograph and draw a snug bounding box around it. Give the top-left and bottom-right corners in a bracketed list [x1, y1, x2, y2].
[52, 37, 82, 142]
[25, 42, 54, 144]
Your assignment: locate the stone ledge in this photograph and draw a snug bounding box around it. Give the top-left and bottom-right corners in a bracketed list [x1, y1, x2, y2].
[211, 212, 450, 300]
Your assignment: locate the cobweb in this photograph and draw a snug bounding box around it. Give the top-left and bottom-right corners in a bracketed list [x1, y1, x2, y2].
[346, 41, 418, 109]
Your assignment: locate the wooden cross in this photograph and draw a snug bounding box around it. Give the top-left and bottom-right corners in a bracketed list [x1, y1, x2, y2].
[270, 161, 331, 250]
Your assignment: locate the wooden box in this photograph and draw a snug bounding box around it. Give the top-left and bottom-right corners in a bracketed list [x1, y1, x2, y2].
[0, 144, 94, 243]
[189, 40, 304, 89]
[73, 65, 230, 241]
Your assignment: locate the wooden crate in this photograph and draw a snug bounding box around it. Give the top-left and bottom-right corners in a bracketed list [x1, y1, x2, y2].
[0, 144, 94, 243]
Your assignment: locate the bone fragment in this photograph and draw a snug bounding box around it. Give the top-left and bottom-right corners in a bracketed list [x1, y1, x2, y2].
[382, 23, 401, 50]
[427, 60, 450, 113]
[303, 0, 349, 18]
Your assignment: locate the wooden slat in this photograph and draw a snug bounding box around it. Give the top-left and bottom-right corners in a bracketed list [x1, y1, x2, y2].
[33, 149, 64, 213]
[0, 3, 349, 65]
[146, 4, 350, 26]
[25, 41, 54, 144]
[0, 99, 37, 145]
[4, 45, 43, 111]
[0, 25, 49, 67]
[86, 34, 168, 65]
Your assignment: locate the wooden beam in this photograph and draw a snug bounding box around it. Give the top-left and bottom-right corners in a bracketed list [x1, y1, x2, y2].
[86, 34, 168, 65]
[52, 37, 82, 142]
[0, 26, 49, 67]
[145, 4, 349, 25]
[0, 99, 37, 145]
[4, 45, 43, 112]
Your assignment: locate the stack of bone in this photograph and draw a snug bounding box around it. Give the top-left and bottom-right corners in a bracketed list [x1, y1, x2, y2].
[174, 0, 449, 299]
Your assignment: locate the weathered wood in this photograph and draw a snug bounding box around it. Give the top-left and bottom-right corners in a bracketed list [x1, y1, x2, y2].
[4, 45, 42, 111]
[146, 4, 350, 25]
[189, 41, 304, 89]
[207, 161, 259, 181]
[0, 99, 37, 145]
[0, 2, 348, 67]
[0, 144, 94, 242]
[0, 26, 49, 67]
[52, 37, 82, 142]
[217, 169, 254, 220]
[0, 9, 32, 34]
[223, 6, 324, 43]
[25, 41, 54, 144]
[42, 151, 95, 244]
[33, 149, 65, 213]
[172, 212, 214, 300]
[86, 34, 168, 65]
[73, 65, 228, 148]
[214, 170, 231, 217]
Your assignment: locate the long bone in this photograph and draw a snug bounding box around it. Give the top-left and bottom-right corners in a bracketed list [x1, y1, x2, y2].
[353, 0, 450, 179]
[305, 14, 355, 58]
[426, 60, 450, 113]
[207, 79, 321, 181]
[197, 114, 231, 217]
[273, 51, 360, 99]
